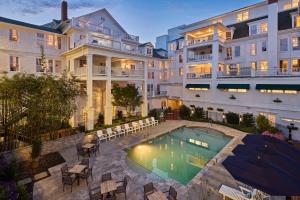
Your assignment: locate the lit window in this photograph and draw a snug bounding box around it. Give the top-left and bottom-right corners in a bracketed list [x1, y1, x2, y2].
[9, 29, 18, 41]
[292, 0, 299, 7]
[260, 61, 268, 71]
[47, 35, 54, 46]
[188, 88, 209, 91]
[55, 36, 62, 49]
[9, 56, 19, 71]
[284, 3, 292, 10]
[295, 16, 300, 28]
[292, 59, 300, 72]
[260, 89, 297, 94]
[250, 61, 257, 70]
[237, 11, 249, 22]
[250, 25, 257, 35]
[279, 60, 289, 73]
[225, 89, 247, 93]
[292, 37, 300, 50]
[250, 43, 257, 56]
[261, 22, 268, 33]
[179, 67, 183, 76]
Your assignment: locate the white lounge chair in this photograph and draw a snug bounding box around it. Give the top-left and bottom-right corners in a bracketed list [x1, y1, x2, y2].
[151, 117, 159, 125]
[219, 185, 255, 200]
[138, 120, 147, 129]
[145, 118, 153, 126]
[115, 125, 126, 137]
[106, 128, 116, 140]
[131, 122, 140, 132]
[96, 130, 107, 142]
[124, 124, 133, 134]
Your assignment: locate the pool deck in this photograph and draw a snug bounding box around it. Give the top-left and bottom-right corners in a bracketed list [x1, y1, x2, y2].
[33, 120, 247, 200]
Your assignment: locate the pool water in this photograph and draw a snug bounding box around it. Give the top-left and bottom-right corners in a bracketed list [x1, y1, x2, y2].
[127, 127, 232, 185]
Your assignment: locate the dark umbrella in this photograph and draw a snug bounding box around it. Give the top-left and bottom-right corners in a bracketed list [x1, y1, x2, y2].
[223, 156, 300, 196]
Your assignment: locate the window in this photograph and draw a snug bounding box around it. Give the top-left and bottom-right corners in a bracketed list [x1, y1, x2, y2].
[179, 67, 183, 76]
[146, 48, 152, 55]
[179, 55, 183, 63]
[36, 33, 44, 46]
[284, 0, 299, 10]
[234, 46, 241, 57]
[280, 38, 288, 51]
[55, 36, 62, 49]
[55, 60, 62, 73]
[262, 41, 267, 52]
[36, 58, 43, 72]
[47, 35, 54, 46]
[226, 47, 232, 59]
[224, 89, 247, 93]
[237, 11, 249, 22]
[9, 56, 19, 71]
[292, 59, 300, 72]
[260, 90, 297, 94]
[279, 60, 289, 73]
[250, 43, 257, 56]
[9, 29, 18, 41]
[250, 25, 258, 35]
[292, 37, 300, 50]
[46, 60, 53, 73]
[295, 16, 300, 28]
[260, 60, 268, 71]
[261, 22, 268, 33]
[250, 61, 257, 70]
[148, 72, 154, 79]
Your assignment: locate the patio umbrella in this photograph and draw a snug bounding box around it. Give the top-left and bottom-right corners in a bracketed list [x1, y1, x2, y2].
[223, 156, 300, 196]
[223, 135, 300, 196]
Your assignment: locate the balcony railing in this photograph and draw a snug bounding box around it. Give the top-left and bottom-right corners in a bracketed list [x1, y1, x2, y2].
[188, 54, 212, 63]
[218, 68, 252, 78]
[93, 66, 106, 76]
[111, 68, 144, 78]
[148, 91, 167, 97]
[187, 35, 213, 46]
[75, 66, 87, 76]
[187, 73, 212, 79]
[254, 68, 300, 77]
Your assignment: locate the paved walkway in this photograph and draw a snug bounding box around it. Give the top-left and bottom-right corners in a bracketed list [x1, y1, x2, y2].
[33, 120, 247, 200]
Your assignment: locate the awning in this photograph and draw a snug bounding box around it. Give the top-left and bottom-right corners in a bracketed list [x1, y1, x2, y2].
[185, 84, 210, 89]
[217, 84, 250, 90]
[256, 84, 300, 91]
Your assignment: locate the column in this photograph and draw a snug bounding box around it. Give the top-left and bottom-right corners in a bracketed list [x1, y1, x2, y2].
[141, 61, 148, 117]
[86, 54, 95, 130]
[267, 0, 278, 71]
[104, 56, 113, 125]
[69, 58, 75, 75]
[211, 24, 219, 80]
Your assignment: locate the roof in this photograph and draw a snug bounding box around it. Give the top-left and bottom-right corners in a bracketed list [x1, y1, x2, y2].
[0, 16, 62, 34]
[139, 42, 153, 47]
[153, 48, 168, 59]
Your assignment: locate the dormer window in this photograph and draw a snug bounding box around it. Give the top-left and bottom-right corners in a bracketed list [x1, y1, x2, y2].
[237, 11, 249, 22]
[9, 29, 18, 41]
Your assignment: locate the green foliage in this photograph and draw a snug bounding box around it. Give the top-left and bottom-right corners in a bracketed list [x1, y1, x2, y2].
[78, 123, 86, 133]
[269, 126, 280, 134]
[179, 105, 191, 120]
[163, 107, 172, 114]
[242, 113, 255, 127]
[0, 186, 7, 200]
[225, 112, 240, 125]
[256, 115, 271, 132]
[16, 185, 30, 200]
[0, 73, 79, 142]
[191, 107, 205, 120]
[31, 140, 42, 159]
[148, 109, 161, 121]
[111, 84, 143, 116]
[117, 110, 123, 120]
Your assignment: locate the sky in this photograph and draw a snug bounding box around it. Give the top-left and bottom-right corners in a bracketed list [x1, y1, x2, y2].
[0, 0, 262, 44]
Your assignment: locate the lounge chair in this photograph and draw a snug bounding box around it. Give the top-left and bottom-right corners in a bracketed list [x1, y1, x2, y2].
[124, 124, 133, 134]
[138, 120, 147, 130]
[106, 128, 117, 140]
[131, 122, 140, 132]
[219, 185, 256, 200]
[143, 182, 156, 200]
[115, 125, 126, 137]
[96, 130, 108, 142]
[145, 118, 154, 127]
[151, 117, 159, 126]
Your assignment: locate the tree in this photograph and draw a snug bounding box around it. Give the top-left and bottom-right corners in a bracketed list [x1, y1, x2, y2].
[225, 112, 240, 125]
[191, 107, 205, 120]
[256, 115, 271, 132]
[179, 105, 191, 120]
[111, 84, 143, 116]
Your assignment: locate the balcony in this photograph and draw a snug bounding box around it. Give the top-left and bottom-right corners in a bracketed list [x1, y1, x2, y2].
[187, 35, 213, 46]
[255, 68, 300, 77]
[187, 73, 212, 79]
[188, 54, 212, 63]
[111, 67, 144, 78]
[218, 68, 252, 78]
[74, 66, 107, 76]
[148, 91, 168, 97]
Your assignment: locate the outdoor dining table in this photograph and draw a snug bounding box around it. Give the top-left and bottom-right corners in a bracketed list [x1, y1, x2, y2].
[68, 164, 87, 185]
[100, 180, 118, 196]
[147, 191, 168, 200]
[82, 143, 95, 157]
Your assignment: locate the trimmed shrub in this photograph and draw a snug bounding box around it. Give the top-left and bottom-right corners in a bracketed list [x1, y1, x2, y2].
[225, 112, 240, 125]
[149, 109, 161, 121]
[191, 107, 205, 120]
[256, 115, 271, 132]
[179, 105, 191, 120]
[242, 113, 255, 127]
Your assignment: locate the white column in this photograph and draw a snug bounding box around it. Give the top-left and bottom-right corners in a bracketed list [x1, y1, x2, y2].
[86, 54, 95, 130]
[141, 61, 148, 117]
[212, 24, 219, 80]
[268, 1, 278, 71]
[104, 56, 113, 125]
[69, 58, 75, 75]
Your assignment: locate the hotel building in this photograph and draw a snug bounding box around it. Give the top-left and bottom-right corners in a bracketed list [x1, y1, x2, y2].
[156, 0, 300, 140]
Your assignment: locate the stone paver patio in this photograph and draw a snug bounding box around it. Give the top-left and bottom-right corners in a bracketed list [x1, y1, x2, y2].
[33, 120, 247, 200]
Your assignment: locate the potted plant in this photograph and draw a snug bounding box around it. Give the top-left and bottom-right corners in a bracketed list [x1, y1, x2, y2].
[31, 139, 42, 169]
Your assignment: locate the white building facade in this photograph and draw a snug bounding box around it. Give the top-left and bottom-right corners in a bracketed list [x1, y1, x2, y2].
[157, 0, 300, 140]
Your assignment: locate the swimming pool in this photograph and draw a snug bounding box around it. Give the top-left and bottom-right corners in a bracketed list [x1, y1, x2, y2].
[127, 127, 232, 185]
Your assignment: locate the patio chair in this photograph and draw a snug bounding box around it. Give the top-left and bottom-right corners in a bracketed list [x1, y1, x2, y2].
[151, 117, 159, 126]
[131, 122, 140, 132]
[143, 182, 156, 200]
[145, 118, 153, 127]
[61, 164, 71, 176]
[101, 173, 112, 182]
[115, 177, 127, 199]
[76, 143, 87, 160]
[106, 128, 117, 140]
[79, 165, 93, 186]
[80, 158, 90, 168]
[115, 125, 126, 137]
[163, 186, 177, 200]
[124, 124, 133, 135]
[219, 185, 254, 200]
[88, 185, 102, 200]
[62, 174, 76, 192]
[90, 139, 99, 155]
[138, 120, 147, 130]
[97, 130, 108, 142]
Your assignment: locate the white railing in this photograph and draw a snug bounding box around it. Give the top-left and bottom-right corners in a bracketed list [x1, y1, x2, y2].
[187, 73, 212, 79]
[111, 68, 144, 78]
[187, 35, 213, 46]
[75, 66, 87, 76]
[188, 54, 212, 62]
[255, 68, 300, 77]
[218, 68, 252, 78]
[93, 66, 106, 76]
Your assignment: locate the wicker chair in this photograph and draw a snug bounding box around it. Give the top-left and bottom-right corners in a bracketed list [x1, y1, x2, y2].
[143, 183, 156, 200]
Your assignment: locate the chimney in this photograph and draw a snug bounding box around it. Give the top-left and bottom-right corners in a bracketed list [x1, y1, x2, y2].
[61, 0, 68, 22]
